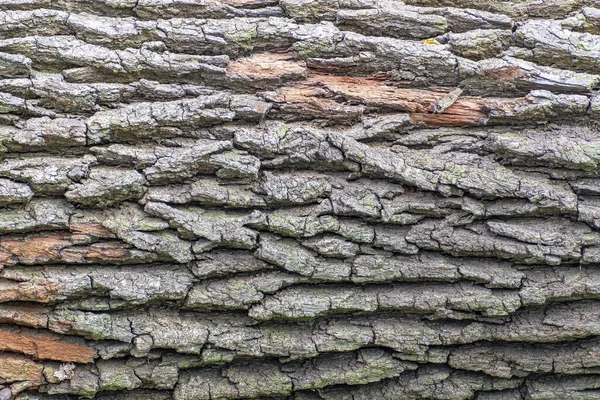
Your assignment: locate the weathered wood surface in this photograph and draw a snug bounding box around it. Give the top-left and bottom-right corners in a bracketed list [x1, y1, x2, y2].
[0, 0, 600, 399]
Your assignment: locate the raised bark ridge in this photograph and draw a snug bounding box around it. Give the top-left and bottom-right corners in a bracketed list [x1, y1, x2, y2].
[0, 0, 600, 399]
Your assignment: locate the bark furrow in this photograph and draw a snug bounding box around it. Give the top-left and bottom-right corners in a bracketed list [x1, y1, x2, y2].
[0, 0, 599, 399]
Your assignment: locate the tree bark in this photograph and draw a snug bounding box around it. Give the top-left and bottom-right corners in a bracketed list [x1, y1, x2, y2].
[1, 0, 600, 399]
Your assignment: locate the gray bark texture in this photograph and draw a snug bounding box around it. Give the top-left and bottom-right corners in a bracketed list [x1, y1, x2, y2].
[1, 0, 600, 399]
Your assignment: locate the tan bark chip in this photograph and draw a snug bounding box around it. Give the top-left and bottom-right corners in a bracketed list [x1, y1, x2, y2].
[227, 53, 308, 82]
[0, 353, 43, 385]
[0, 330, 95, 363]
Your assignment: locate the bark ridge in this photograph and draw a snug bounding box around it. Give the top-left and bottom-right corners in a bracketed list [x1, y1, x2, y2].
[0, 0, 600, 399]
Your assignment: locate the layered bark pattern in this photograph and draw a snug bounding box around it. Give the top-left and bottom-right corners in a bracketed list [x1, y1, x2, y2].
[1, 0, 600, 399]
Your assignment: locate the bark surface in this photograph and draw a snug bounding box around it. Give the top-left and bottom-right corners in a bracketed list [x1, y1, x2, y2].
[1, 0, 600, 399]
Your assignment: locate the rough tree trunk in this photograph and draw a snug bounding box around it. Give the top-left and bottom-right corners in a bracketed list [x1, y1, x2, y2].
[1, 0, 600, 399]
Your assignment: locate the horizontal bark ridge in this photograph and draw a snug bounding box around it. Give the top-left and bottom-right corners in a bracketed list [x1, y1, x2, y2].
[0, 0, 600, 399]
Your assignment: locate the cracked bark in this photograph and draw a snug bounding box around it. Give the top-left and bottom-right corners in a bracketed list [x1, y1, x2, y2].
[1, 0, 600, 399]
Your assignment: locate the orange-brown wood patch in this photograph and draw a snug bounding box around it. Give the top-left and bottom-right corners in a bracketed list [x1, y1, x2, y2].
[69, 223, 117, 239]
[267, 73, 490, 126]
[0, 233, 72, 266]
[0, 330, 95, 364]
[0, 304, 50, 328]
[0, 353, 43, 384]
[0, 231, 135, 267]
[227, 53, 308, 82]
